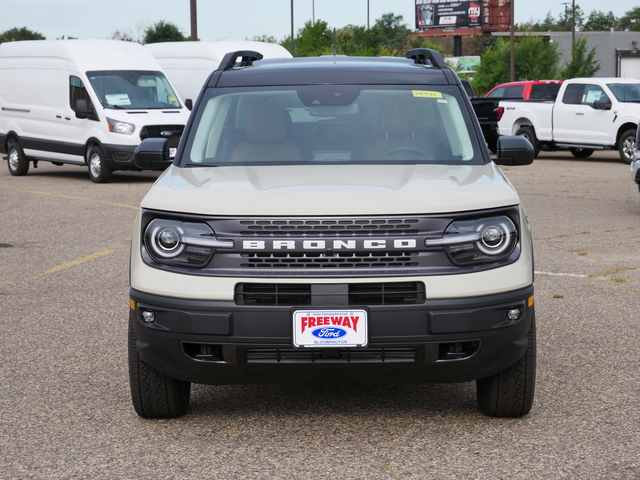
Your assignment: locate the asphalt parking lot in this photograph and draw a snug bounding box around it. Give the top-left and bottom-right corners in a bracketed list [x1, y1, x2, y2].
[0, 150, 638, 479]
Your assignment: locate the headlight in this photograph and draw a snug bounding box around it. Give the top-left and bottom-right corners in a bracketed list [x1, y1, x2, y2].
[143, 219, 233, 268]
[106, 117, 135, 135]
[425, 215, 518, 266]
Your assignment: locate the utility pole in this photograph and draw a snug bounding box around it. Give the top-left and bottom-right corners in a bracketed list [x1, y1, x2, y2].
[190, 0, 198, 41]
[571, 0, 576, 61]
[509, 0, 515, 82]
[291, 0, 295, 56]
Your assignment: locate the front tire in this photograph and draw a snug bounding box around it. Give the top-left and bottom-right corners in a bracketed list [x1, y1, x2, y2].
[476, 310, 536, 417]
[515, 126, 540, 158]
[87, 145, 112, 183]
[128, 320, 191, 418]
[7, 139, 29, 176]
[618, 129, 637, 164]
[570, 147, 594, 158]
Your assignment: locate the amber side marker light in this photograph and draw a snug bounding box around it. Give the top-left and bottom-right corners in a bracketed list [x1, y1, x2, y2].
[528, 296, 534, 308]
[130, 299, 136, 310]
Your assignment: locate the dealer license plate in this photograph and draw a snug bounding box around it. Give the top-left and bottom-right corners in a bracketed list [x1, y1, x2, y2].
[293, 309, 368, 348]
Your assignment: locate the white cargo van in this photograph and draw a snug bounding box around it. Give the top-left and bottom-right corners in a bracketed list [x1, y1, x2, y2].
[145, 41, 292, 103]
[0, 40, 190, 182]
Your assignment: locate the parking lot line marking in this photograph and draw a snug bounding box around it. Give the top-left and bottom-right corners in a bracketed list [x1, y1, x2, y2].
[0, 186, 139, 210]
[0, 242, 130, 286]
[535, 271, 588, 278]
[26, 242, 130, 281]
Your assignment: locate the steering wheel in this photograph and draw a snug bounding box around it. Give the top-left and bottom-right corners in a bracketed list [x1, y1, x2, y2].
[380, 147, 433, 160]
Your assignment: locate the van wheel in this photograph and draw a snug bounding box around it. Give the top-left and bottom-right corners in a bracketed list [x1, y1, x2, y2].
[618, 129, 637, 164]
[569, 147, 594, 158]
[128, 319, 191, 418]
[87, 145, 112, 183]
[476, 310, 536, 417]
[515, 126, 540, 158]
[7, 140, 29, 176]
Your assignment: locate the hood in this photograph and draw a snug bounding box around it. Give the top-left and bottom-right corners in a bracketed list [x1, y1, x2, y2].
[104, 108, 190, 126]
[141, 163, 520, 216]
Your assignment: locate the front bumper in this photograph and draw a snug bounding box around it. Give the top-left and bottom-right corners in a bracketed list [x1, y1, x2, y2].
[130, 285, 534, 386]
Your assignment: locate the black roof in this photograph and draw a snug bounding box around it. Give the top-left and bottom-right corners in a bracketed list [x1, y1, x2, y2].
[209, 51, 461, 88]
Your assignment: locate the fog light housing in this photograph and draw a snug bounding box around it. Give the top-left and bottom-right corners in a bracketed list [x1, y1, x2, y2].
[506, 308, 521, 321]
[142, 310, 156, 323]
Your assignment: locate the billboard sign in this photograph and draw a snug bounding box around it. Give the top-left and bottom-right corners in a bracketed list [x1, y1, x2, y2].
[416, 0, 483, 29]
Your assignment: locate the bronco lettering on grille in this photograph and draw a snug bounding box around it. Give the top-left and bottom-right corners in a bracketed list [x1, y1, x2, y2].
[242, 239, 418, 250]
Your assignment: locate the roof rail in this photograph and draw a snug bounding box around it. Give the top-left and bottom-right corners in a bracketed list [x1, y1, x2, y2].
[405, 48, 446, 68]
[219, 50, 264, 71]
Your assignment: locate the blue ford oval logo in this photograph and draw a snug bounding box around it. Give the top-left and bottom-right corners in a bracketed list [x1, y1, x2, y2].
[312, 327, 347, 338]
[160, 131, 174, 137]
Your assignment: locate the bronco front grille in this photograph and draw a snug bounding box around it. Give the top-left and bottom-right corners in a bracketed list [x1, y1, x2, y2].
[239, 218, 421, 236]
[244, 347, 417, 363]
[240, 251, 420, 269]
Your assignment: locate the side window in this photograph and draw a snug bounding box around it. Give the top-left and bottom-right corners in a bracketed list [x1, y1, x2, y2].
[487, 87, 505, 98]
[504, 85, 524, 98]
[582, 84, 609, 107]
[562, 84, 584, 105]
[69, 76, 96, 119]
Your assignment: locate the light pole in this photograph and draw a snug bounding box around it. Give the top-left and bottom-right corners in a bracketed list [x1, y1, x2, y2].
[291, 0, 295, 56]
[509, 0, 515, 82]
[190, 0, 198, 41]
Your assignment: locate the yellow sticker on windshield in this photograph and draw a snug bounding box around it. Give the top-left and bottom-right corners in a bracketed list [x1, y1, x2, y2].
[412, 90, 443, 98]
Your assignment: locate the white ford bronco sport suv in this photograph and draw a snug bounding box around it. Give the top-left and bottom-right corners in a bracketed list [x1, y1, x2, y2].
[129, 49, 536, 418]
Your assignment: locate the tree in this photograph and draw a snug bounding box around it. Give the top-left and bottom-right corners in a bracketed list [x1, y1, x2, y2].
[558, 5, 584, 31]
[534, 12, 563, 32]
[472, 36, 561, 95]
[111, 22, 147, 43]
[0, 27, 45, 43]
[248, 35, 279, 44]
[619, 7, 640, 31]
[368, 13, 412, 55]
[582, 11, 618, 31]
[559, 36, 601, 78]
[289, 20, 334, 57]
[142, 21, 188, 44]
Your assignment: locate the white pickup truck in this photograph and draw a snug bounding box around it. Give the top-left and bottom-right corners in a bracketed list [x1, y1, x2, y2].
[497, 77, 640, 163]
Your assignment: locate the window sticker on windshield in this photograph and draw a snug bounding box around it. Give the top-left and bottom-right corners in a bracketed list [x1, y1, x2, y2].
[105, 93, 131, 106]
[412, 90, 443, 98]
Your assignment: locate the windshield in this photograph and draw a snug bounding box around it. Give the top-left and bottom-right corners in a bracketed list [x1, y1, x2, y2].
[607, 83, 640, 102]
[87, 70, 181, 109]
[182, 85, 482, 166]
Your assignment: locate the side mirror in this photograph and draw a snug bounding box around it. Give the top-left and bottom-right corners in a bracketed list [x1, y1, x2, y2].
[493, 135, 534, 166]
[594, 100, 612, 110]
[75, 99, 90, 119]
[185, 98, 193, 111]
[134, 138, 172, 169]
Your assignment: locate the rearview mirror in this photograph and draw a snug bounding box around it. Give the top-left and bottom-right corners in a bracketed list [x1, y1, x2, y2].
[493, 135, 534, 166]
[134, 138, 172, 169]
[594, 100, 612, 110]
[75, 99, 90, 119]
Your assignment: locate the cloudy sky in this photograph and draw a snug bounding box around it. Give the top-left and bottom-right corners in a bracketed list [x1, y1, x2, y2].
[0, 0, 636, 42]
